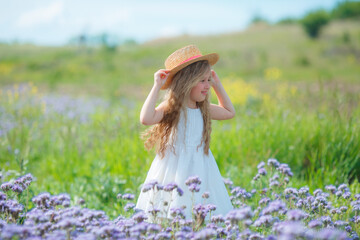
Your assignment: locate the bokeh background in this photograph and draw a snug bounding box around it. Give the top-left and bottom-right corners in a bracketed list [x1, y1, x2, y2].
[1, 0, 359, 218]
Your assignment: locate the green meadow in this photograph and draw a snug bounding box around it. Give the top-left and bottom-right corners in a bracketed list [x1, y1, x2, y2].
[1, 19, 359, 219]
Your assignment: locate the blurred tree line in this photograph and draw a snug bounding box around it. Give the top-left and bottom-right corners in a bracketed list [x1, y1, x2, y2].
[260, 1, 360, 38]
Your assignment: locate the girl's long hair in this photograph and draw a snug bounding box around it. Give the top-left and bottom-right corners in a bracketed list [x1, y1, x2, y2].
[142, 60, 212, 159]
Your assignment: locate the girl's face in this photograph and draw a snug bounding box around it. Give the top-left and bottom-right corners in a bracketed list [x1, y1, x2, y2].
[188, 70, 211, 108]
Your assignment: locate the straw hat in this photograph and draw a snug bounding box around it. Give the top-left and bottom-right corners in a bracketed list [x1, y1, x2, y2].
[161, 45, 219, 90]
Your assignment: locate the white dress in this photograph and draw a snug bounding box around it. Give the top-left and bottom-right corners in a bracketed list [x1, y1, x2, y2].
[135, 107, 234, 222]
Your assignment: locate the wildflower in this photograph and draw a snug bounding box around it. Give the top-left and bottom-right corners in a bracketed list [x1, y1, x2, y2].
[253, 215, 273, 227]
[1, 182, 13, 192]
[338, 184, 348, 192]
[132, 211, 148, 223]
[211, 215, 225, 223]
[223, 178, 233, 187]
[335, 190, 342, 197]
[308, 219, 323, 229]
[287, 209, 308, 221]
[163, 182, 177, 192]
[11, 184, 24, 194]
[253, 174, 260, 181]
[269, 180, 280, 188]
[354, 194, 360, 200]
[188, 183, 200, 193]
[122, 193, 135, 201]
[340, 206, 348, 213]
[77, 198, 85, 205]
[258, 168, 267, 176]
[321, 215, 333, 226]
[225, 207, 253, 225]
[284, 188, 298, 195]
[299, 187, 309, 196]
[170, 207, 185, 218]
[334, 220, 348, 228]
[273, 221, 306, 238]
[193, 228, 216, 240]
[325, 185, 337, 193]
[148, 207, 160, 216]
[277, 163, 293, 177]
[202, 191, 210, 199]
[262, 200, 287, 215]
[124, 203, 135, 212]
[259, 197, 270, 206]
[342, 192, 351, 199]
[177, 187, 184, 196]
[185, 176, 201, 186]
[315, 228, 347, 240]
[257, 161, 265, 169]
[267, 158, 280, 168]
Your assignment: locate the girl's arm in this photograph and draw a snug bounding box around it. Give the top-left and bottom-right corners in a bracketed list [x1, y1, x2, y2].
[210, 70, 236, 120]
[140, 69, 169, 125]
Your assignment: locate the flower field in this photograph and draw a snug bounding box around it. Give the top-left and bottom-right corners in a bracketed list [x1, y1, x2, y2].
[1, 20, 360, 239]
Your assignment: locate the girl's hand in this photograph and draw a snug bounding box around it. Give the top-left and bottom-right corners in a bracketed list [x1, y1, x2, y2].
[154, 69, 170, 88]
[211, 70, 221, 88]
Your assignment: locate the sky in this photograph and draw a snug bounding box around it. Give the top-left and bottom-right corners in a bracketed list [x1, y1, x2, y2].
[0, 0, 343, 46]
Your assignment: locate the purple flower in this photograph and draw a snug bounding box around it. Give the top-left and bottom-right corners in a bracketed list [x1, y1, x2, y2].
[273, 221, 306, 238]
[177, 187, 184, 196]
[155, 231, 172, 239]
[211, 214, 225, 223]
[188, 183, 200, 193]
[258, 168, 267, 176]
[225, 207, 253, 224]
[286, 209, 308, 221]
[269, 180, 280, 188]
[185, 176, 202, 186]
[284, 188, 298, 195]
[202, 191, 210, 199]
[257, 161, 265, 169]
[124, 203, 135, 212]
[342, 192, 351, 199]
[1, 182, 13, 192]
[259, 197, 270, 206]
[315, 228, 347, 240]
[253, 215, 273, 227]
[267, 158, 280, 168]
[132, 211, 148, 223]
[122, 193, 135, 201]
[338, 183, 348, 192]
[298, 187, 309, 196]
[325, 185, 337, 193]
[170, 207, 185, 218]
[308, 219, 323, 228]
[163, 182, 178, 192]
[261, 200, 287, 215]
[193, 228, 216, 240]
[223, 178, 233, 187]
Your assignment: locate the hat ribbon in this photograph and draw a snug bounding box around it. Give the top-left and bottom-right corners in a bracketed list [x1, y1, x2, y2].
[177, 55, 202, 66]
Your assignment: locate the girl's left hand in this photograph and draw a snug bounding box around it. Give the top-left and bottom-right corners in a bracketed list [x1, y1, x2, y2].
[211, 70, 221, 87]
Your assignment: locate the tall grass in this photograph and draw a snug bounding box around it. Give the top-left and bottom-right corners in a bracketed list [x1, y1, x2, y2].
[1, 80, 359, 219]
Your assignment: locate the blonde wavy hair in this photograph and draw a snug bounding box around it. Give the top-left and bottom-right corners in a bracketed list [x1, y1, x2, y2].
[142, 60, 213, 159]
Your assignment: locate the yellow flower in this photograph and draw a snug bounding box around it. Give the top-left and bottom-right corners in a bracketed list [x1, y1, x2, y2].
[0, 63, 14, 75]
[218, 76, 259, 106]
[264, 67, 282, 81]
[31, 86, 38, 95]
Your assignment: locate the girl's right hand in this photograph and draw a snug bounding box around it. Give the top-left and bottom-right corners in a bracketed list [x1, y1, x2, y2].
[154, 69, 170, 88]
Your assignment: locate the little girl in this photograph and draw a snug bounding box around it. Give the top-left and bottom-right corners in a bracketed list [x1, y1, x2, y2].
[135, 45, 235, 223]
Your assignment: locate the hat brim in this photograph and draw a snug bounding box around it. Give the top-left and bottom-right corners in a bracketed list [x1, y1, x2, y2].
[161, 53, 219, 90]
